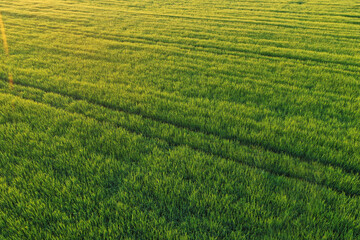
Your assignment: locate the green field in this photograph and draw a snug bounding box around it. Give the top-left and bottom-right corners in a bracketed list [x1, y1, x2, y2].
[0, 0, 359, 239]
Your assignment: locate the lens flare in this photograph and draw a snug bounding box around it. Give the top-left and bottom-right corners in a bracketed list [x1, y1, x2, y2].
[0, 12, 13, 89]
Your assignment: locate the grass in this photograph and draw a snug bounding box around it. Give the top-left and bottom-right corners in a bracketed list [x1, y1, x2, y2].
[0, 0, 359, 239]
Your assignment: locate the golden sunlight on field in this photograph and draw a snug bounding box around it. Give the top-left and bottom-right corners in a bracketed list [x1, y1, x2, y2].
[0, 12, 12, 89]
[0, 0, 359, 238]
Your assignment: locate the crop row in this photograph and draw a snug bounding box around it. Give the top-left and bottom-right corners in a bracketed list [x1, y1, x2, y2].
[2, 57, 359, 171]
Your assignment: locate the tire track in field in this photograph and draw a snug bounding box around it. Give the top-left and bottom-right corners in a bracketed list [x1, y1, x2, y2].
[6, 15, 360, 68]
[6, 18, 360, 76]
[7, 37, 360, 105]
[208, 8, 360, 25]
[3, 7, 360, 38]
[24, 0, 359, 23]
[0, 12, 13, 90]
[3, 1, 360, 38]
[9, 40, 357, 116]
[2, 6, 358, 179]
[9, 23, 360, 80]
[4, 84, 360, 198]
[112, 9, 360, 34]
[90, 28, 360, 65]
[11, 21, 360, 71]
[219, 7, 360, 20]
[10, 40, 360, 104]
[8, 17, 360, 47]
[2, 78, 359, 197]
[6, 57, 359, 150]
[15, 79, 358, 176]
[102, 33, 360, 68]
[110, 8, 360, 31]
[3, 102, 356, 239]
[100, 33, 360, 69]
[14, 35, 359, 98]
[4, 33, 358, 131]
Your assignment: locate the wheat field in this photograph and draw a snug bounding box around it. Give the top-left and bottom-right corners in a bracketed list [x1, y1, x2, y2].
[0, 0, 359, 239]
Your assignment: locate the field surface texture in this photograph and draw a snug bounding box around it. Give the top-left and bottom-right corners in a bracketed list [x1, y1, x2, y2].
[0, 0, 360, 239]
